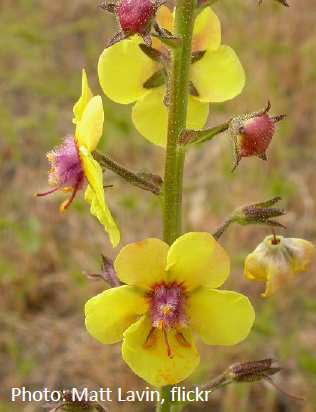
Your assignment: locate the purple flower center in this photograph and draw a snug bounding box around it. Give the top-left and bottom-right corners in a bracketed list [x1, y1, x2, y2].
[144, 283, 190, 358]
[35, 135, 85, 212]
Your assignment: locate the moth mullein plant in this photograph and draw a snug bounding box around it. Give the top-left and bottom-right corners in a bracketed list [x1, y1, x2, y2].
[35, 0, 314, 409]
[85, 233, 255, 386]
[35, 70, 120, 247]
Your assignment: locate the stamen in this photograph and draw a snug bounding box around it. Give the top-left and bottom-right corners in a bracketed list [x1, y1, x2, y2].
[59, 185, 78, 213]
[175, 332, 191, 348]
[163, 306, 171, 314]
[62, 187, 73, 193]
[34, 184, 62, 197]
[143, 327, 156, 348]
[59, 173, 84, 213]
[161, 321, 173, 359]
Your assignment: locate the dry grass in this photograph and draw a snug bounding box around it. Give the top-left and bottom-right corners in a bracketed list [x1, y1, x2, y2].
[1, 0, 315, 410]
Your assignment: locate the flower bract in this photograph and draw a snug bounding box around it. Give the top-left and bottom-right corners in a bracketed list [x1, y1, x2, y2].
[85, 232, 255, 386]
[36, 70, 120, 247]
[98, 6, 245, 147]
[244, 235, 314, 297]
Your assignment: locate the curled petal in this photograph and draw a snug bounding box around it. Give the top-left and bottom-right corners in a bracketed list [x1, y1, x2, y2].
[84, 185, 120, 248]
[80, 149, 119, 247]
[190, 45, 245, 102]
[79, 147, 105, 207]
[122, 315, 200, 386]
[132, 87, 209, 148]
[73, 69, 93, 124]
[98, 40, 157, 104]
[188, 288, 255, 345]
[75, 96, 104, 152]
[114, 238, 170, 290]
[85, 285, 147, 344]
[166, 232, 230, 291]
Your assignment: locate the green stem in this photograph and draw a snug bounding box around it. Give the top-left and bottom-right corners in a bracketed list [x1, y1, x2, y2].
[157, 385, 173, 412]
[159, 0, 197, 411]
[162, 0, 197, 246]
[212, 217, 234, 240]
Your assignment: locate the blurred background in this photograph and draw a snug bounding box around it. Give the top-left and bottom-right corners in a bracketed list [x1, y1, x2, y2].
[1, 0, 315, 410]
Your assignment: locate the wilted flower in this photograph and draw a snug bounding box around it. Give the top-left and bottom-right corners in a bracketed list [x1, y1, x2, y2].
[244, 235, 314, 297]
[35, 70, 120, 247]
[85, 232, 255, 386]
[98, 6, 245, 147]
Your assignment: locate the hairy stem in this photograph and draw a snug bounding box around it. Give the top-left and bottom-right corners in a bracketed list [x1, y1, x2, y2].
[162, 0, 197, 246]
[93, 149, 161, 195]
[159, 0, 197, 410]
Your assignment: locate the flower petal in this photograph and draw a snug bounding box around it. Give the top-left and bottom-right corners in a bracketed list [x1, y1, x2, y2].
[152, 6, 174, 50]
[75, 95, 104, 152]
[166, 232, 230, 291]
[132, 87, 209, 148]
[122, 315, 200, 386]
[73, 69, 93, 125]
[114, 238, 170, 290]
[79, 147, 105, 206]
[192, 7, 221, 52]
[187, 95, 209, 130]
[98, 40, 157, 104]
[85, 285, 147, 344]
[84, 185, 120, 248]
[190, 45, 245, 102]
[188, 288, 255, 345]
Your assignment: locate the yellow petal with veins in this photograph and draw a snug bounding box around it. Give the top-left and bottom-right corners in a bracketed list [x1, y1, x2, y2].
[122, 315, 200, 386]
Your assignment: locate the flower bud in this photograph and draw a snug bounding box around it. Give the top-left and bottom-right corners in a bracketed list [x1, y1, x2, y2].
[117, 0, 157, 35]
[245, 235, 314, 297]
[83, 255, 123, 288]
[229, 101, 286, 171]
[234, 196, 285, 228]
[98, 0, 165, 47]
[226, 359, 281, 383]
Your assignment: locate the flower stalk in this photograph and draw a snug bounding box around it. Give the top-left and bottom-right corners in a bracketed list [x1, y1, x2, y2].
[160, 0, 197, 409]
[93, 149, 162, 195]
[162, 0, 197, 246]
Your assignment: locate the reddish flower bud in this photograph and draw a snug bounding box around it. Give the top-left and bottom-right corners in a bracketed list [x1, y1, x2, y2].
[117, 0, 156, 35]
[98, 0, 165, 47]
[238, 113, 275, 157]
[229, 101, 286, 171]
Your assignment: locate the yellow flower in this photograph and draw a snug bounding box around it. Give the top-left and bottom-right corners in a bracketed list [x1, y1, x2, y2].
[75, 70, 120, 248]
[85, 232, 255, 386]
[36, 70, 120, 248]
[244, 235, 314, 297]
[98, 7, 245, 147]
